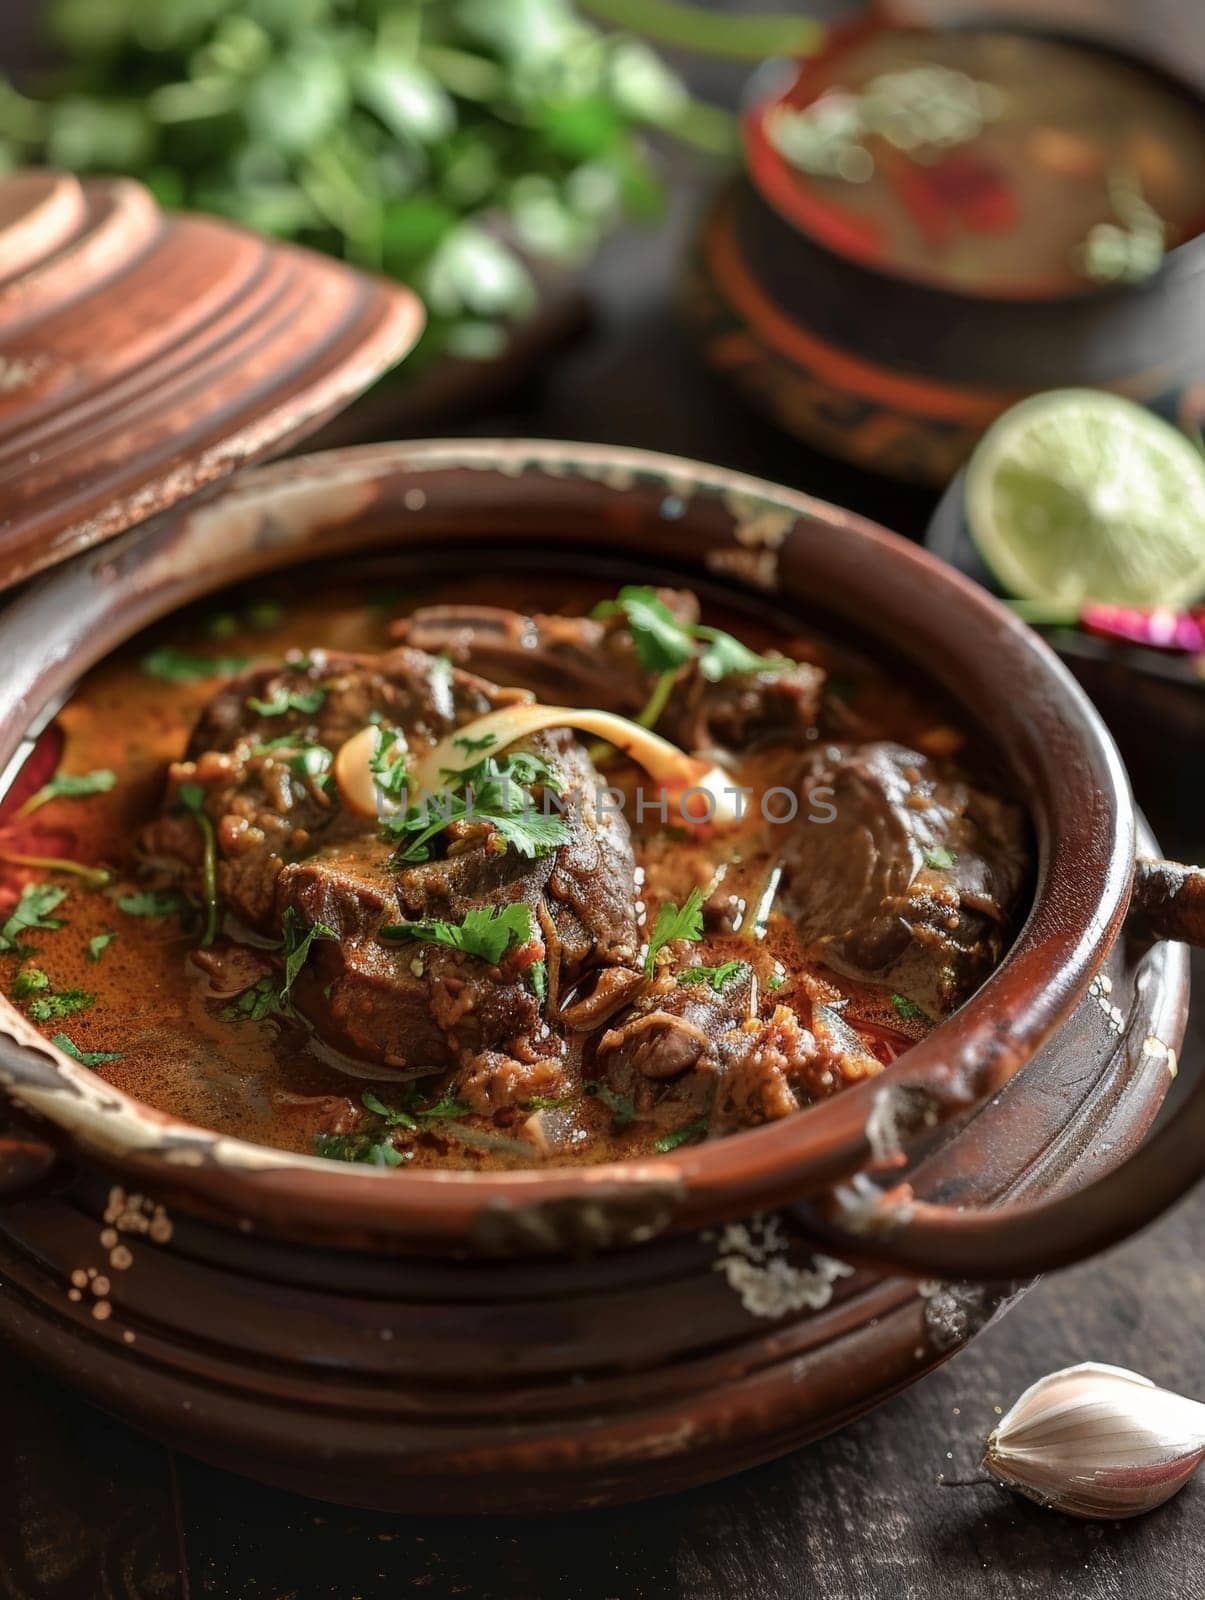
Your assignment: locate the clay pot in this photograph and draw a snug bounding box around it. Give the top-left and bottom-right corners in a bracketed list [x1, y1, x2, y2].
[0, 440, 1201, 1512]
[683, 22, 1205, 485]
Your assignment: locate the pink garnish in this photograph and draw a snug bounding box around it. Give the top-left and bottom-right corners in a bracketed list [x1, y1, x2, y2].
[1080, 603, 1205, 654]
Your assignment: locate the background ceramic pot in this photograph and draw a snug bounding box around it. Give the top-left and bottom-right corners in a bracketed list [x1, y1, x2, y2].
[683, 22, 1205, 485]
[0, 440, 1200, 1511]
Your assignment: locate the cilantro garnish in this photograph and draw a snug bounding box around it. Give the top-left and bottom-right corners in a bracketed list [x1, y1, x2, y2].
[379, 903, 535, 966]
[452, 732, 497, 755]
[890, 992, 927, 1022]
[178, 783, 219, 947]
[18, 767, 115, 817]
[654, 1117, 708, 1153]
[585, 1081, 636, 1129]
[117, 889, 187, 918]
[368, 725, 410, 803]
[12, 967, 50, 998]
[361, 1089, 418, 1131]
[643, 886, 705, 977]
[315, 1132, 404, 1167]
[87, 932, 117, 962]
[923, 847, 958, 870]
[382, 750, 568, 866]
[281, 907, 337, 998]
[246, 685, 326, 717]
[220, 977, 289, 1023]
[416, 1093, 471, 1120]
[29, 989, 94, 1022]
[0, 884, 67, 954]
[592, 587, 785, 690]
[51, 1031, 123, 1066]
[676, 959, 747, 993]
[142, 647, 251, 683]
[524, 1095, 571, 1111]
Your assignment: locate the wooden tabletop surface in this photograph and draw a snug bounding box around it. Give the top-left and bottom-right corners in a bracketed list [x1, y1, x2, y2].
[3, 8, 1204, 1592]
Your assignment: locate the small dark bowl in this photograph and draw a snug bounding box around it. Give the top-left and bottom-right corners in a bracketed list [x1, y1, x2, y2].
[683, 20, 1205, 484]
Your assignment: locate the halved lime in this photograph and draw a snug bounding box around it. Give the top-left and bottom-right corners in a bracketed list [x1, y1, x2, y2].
[965, 390, 1205, 610]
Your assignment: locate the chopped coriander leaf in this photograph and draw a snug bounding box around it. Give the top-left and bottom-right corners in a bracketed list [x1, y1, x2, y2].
[529, 959, 548, 1006]
[593, 586, 695, 674]
[51, 1032, 123, 1066]
[890, 992, 927, 1022]
[220, 977, 288, 1023]
[87, 932, 117, 962]
[416, 1093, 471, 1120]
[0, 884, 67, 954]
[524, 1095, 572, 1111]
[178, 784, 219, 947]
[18, 767, 116, 817]
[691, 626, 782, 683]
[361, 1090, 419, 1131]
[452, 732, 497, 755]
[142, 647, 250, 683]
[246, 686, 326, 717]
[12, 967, 50, 998]
[676, 959, 747, 993]
[923, 847, 958, 870]
[766, 972, 787, 991]
[654, 1118, 708, 1153]
[643, 886, 705, 977]
[585, 1081, 636, 1129]
[117, 889, 187, 918]
[29, 989, 94, 1022]
[368, 725, 409, 802]
[382, 750, 568, 866]
[315, 1132, 404, 1167]
[379, 903, 534, 966]
[281, 907, 337, 998]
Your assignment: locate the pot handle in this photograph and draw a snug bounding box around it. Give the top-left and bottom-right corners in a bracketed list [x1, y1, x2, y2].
[795, 857, 1205, 1279]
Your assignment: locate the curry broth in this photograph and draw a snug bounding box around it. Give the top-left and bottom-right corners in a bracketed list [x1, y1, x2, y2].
[0, 565, 1015, 1168]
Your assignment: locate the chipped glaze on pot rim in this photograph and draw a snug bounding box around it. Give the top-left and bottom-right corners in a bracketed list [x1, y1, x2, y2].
[0, 438, 1136, 1248]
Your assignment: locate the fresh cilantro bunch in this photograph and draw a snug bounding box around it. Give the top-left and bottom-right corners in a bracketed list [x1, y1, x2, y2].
[382, 747, 568, 864]
[0, 0, 726, 363]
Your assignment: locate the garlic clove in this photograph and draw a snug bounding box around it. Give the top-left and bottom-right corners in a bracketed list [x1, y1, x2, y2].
[984, 1361, 1205, 1520]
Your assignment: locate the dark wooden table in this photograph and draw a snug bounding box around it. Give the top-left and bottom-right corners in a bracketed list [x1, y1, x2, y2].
[3, 19, 1205, 1594]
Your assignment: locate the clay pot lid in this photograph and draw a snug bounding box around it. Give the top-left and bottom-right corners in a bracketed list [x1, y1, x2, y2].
[0, 169, 424, 592]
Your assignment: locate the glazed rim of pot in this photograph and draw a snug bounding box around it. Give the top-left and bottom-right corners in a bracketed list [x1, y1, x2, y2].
[0, 438, 1183, 1255]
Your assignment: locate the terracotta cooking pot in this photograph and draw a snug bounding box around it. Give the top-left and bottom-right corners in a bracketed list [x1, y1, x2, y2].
[0, 440, 1202, 1513]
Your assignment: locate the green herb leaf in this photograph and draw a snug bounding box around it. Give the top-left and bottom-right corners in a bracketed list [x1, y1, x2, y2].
[142, 647, 251, 683]
[923, 847, 958, 871]
[19, 767, 116, 816]
[383, 750, 569, 866]
[586, 1080, 636, 1129]
[29, 988, 94, 1022]
[51, 1031, 123, 1066]
[361, 1089, 419, 1131]
[416, 1093, 471, 1120]
[380, 903, 534, 966]
[117, 889, 186, 919]
[87, 932, 117, 962]
[675, 959, 747, 993]
[890, 992, 927, 1022]
[220, 977, 289, 1023]
[654, 1117, 708, 1153]
[314, 1132, 404, 1168]
[178, 783, 220, 946]
[524, 1095, 571, 1111]
[281, 906, 337, 997]
[12, 967, 51, 998]
[691, 626, 782, 683]
[368, 725, 410, 802]
[451, 732, 497, 755]
[643, 886, 704, 977]
[0, 884, 67, 954]
[593, 585, 695, 674]
[246, 686, 327, 717]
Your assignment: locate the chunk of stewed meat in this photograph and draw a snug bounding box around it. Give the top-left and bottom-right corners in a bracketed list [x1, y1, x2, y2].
[781, 741, 1028, 1015]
